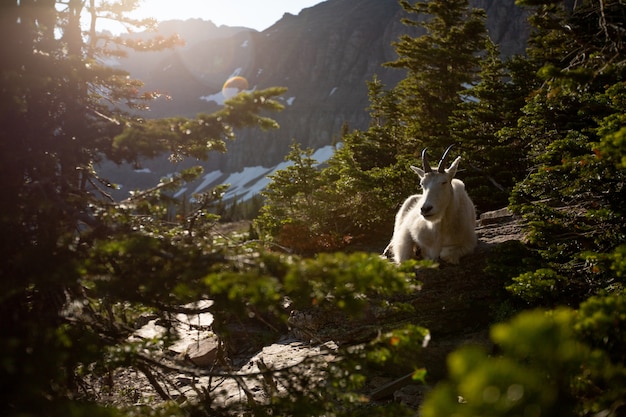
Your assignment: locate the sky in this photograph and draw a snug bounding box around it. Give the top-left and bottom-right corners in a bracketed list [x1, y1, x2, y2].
[126, 0, 325, 31]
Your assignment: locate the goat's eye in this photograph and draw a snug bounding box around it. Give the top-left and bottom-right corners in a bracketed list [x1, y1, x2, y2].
[441, 181, 448, 185]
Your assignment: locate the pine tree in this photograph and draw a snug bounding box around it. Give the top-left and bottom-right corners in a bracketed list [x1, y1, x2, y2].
[508, 0, 626, 304]
[450, 40, 537, 211]
[0, 2, 285, 414]
[256, 143, 356, 254]
[388, 0, 488, 149]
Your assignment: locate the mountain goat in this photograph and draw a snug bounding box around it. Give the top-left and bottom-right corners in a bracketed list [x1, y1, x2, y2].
[384, 145, 477, 264]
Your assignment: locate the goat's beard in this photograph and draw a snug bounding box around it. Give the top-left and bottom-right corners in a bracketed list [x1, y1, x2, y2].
[421, 211, 445, 222]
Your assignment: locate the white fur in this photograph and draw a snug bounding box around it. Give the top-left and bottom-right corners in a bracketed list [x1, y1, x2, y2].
[384, 156, 477, 264]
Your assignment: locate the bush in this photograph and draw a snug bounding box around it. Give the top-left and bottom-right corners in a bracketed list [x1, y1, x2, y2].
[421, 290, 626, 417]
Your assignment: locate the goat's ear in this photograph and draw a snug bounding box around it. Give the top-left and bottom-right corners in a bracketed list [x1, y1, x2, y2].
[410, 165, 425, 178]
[445, 156, 462, 177]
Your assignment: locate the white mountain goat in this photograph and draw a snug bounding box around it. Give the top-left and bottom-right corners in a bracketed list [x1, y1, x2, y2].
[384, 145, 477, 264]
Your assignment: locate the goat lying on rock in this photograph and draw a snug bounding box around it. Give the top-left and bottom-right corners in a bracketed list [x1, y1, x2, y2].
[384, 146, 477, 264]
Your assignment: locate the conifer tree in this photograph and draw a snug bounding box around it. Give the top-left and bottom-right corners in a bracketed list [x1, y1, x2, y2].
[450, 41, 537, 210]
[388, 0, 487, 150]
[508, 0, 626, 305]
[0, 2, 285, 415]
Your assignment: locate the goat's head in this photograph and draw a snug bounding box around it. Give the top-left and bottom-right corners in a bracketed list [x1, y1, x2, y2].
[410, 145, 461, 221]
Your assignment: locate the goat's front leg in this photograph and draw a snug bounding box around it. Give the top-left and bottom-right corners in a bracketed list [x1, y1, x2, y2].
[391, 227, 415, 264]
[439, 247, 462, 264]
[419, 242, 442, 261]
[386, 195, 422, 262]
[440, 242, 475, 265]
[413, 222, 441, 262]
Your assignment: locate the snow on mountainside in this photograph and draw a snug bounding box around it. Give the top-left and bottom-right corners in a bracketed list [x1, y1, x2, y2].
[99, 146, 336, 202]
[176, 145, 336, 201]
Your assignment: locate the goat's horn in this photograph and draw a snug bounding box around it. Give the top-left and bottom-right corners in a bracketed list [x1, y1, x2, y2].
[421, 148, 432, 173]
[438, 144, 455, 173]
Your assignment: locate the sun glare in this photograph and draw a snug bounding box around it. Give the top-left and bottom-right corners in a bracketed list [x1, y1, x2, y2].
[129, 0, 226, 24]
[125, 0, 322, 32]
[222, 76, 250, 99]
[90, 0, 323, 34]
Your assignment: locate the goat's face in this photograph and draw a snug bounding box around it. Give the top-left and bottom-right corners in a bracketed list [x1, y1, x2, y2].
[410, 147, 461, 221]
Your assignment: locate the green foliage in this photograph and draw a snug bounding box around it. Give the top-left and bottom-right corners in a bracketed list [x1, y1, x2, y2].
[256, 142, 359, 254]
[0, 1, 287, 415]
[448, 50, 626, 401]
[111, 88, 286, 164]
[1, 0, 433, 414]
[508, 0, 626, 305]
[422, 292, 626, 416]
[391, 0, 488, 145]
[451, 41, 537, 211]
[256, 143, 324, 236]
[610, 246, 626, 279]
[575, 290, 626, 364]
[283, 252, 415, 313]
[485, 241, 544, 282]
[422, 311, 578, 417]
[506, 268, 565, 304]
[170, 249, 422, 416]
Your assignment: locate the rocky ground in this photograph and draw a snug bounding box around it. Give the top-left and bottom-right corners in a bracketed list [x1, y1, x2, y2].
[90, 208, 525, 411]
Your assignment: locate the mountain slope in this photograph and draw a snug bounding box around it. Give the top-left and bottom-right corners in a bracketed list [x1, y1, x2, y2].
[101, 0, 530, 200]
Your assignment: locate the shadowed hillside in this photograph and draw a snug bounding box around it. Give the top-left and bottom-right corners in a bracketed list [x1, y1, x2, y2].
[100, 0, 530, 199]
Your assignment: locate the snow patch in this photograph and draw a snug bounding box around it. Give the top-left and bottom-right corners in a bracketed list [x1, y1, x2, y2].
[200, 92, 225, 105]
[174, 187, 188, 198]
[189, 145, 337, 202]
[311, 145, 336, 162]
[194, 170, 227, 195]
[329, 87, 338, 96]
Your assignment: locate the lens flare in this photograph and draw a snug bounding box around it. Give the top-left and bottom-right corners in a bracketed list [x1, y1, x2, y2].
[222, 76, 249, 99]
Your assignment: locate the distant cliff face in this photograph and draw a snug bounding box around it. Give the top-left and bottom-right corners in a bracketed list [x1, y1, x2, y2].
[111, 0, 530, 179]
[221, 0, 413, 170]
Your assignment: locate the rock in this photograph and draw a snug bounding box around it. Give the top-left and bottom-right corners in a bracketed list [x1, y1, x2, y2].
[168, 304, 218, 366]
[221, 320, 284, 355]
[132, 319, 167, 340]
[130, 300, 220, 367]
[182, 336, 220, 367]
[287, 305, 401, 346]
[134, 313, 159, 329]
[192, 337, 338, 408]
[175, 300, 214, 330]
[370, 372, 415, 401]
[479, 207, 516, 226]
[394, 384, 428, 408]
